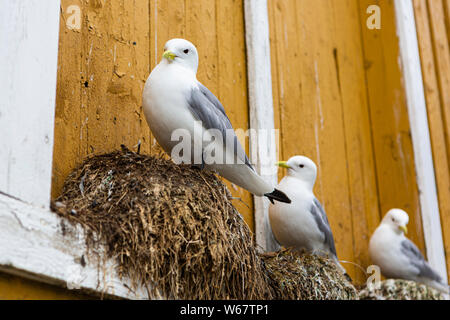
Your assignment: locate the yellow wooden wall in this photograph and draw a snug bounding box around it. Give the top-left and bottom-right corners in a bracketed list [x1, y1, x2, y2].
[413, 0, 450, 280]
[268, 0, 426, 283]
[52, 0, 253, 226]
[34, 0, 251, 300]
[7, 0, 447, 299]
[0, 273, 90, 300]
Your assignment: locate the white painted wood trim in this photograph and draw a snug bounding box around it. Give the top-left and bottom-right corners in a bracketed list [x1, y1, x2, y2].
[244, 0, 279, 252]
[0, 192, 154, 299]
[394, 0, 448, 282]
[0, 0, 60, 209]
[0, 0, 155, 298]
[0, 0, 154, 299]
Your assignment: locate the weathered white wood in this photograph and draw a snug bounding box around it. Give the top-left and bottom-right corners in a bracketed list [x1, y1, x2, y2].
[394, 0, 448, 282]
[0, 0, 61, 208]
[244, 0, 279, 252]
[0, 192, 155, 299]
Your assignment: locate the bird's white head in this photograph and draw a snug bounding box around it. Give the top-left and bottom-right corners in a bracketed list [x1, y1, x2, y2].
[276, 155, 317, 188]
[161, 38, 199, 74]
[381, 208, 409, 235]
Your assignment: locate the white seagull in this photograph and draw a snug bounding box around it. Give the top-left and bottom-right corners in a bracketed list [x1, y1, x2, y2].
[269, 155, 347, 274]
[369, 208, 449, 293]
[142, 38, 290, 204]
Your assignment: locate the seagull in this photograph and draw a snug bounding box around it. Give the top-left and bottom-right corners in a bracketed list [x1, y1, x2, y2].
[268, 155, 347, 274]
[142, 38, 290, 204]
[369, 208, 449, 293]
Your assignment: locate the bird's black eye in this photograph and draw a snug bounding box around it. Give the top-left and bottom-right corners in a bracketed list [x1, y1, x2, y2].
[392, 218, 395, 222]
[299, 164, 304, 168]
[183, 49, 189, 54]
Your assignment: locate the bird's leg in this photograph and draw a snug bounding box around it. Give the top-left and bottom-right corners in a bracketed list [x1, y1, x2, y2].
[191, 151, 206, 170]
[133, 139, 142, 154]
[199, 152, 206, 170]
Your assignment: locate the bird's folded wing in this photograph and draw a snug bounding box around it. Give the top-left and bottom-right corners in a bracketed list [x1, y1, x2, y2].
[310, 198, 338, 258]
[187, 82, 253, 170]
[400, 239, 442, 282]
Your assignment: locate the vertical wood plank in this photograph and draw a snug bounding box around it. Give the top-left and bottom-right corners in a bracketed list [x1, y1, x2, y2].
[414, 0, 450, 280]
[294, 0, 357, 279]
[0, 272, 90, 300]
[55, 0, 254, 229]
[268, 0, 358, 278]
[444, 0, 450, 38]
[359, 0, 426, 253]
[268, 0, 431, 283]
[53, 0, 84, 199]
[427, 0, 450, 162]
[330, 0, 382, 283]
[394, 0, 447, 281]
[0, 0, 61, 208]
[53, 0, 152, 198]
[217, 0, 254, 228]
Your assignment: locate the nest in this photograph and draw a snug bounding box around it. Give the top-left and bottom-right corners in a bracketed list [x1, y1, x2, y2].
[52, 146, 271, 299]
[359, 279, 444, 300]
[260, 249, 358, 300]
[52, 146, 362, 300]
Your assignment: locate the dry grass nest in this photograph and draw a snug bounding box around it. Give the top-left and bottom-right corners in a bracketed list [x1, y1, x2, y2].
[52, 146, 270, 299]
[260, 249, 358, 300]
[359, 279, 444, 300]
[52, 146, 357, 300]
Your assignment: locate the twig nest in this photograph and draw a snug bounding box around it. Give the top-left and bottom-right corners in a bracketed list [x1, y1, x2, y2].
[260, 249, 358, 300]
[53, 146, 271, 299]
[53, 147, 362, 300]
[359, 279, 444, 300]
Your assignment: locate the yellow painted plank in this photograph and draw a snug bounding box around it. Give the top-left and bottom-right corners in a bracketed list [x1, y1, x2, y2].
[55, 1, 253, 229]
[149, 0, 186, 154]
[215, 0, 254, 227]
[294, 0, 357, 280]
[427, 0, 450, 162]
[150, 0, 254, 227]
[81, 0, 152, 159]
[53, 0, 84, 199]
[444, 0, 450, 45]
[329, 0, 381, 283]
[414, 0, 450, 280]
[0, 272, 91, 300]
[358, 0, 425, 253]
[268, 0, 428, 284]
[53, 0, 152, 199]
[268, 0, 357, 280]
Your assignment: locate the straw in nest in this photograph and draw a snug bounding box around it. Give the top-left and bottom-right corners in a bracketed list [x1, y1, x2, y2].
[52, 146, 271, 299]
[359, 279, 444, 300]
[260, 249, 358, 300]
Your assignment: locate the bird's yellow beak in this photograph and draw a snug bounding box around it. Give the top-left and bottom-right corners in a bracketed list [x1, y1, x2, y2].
[163, 50, 177, 61]
[276, 161, 291, 169]
[399, 225, 408, 234]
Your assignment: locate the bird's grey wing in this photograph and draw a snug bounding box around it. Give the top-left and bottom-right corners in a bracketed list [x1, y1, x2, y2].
[310, 198, 338, 258]
[187, 82, 253, 169]
[400, 239, 442, 282]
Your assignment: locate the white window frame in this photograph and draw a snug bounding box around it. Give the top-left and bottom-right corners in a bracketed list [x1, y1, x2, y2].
[0, 0, 150, 299]
[0, 0, 446, 299]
